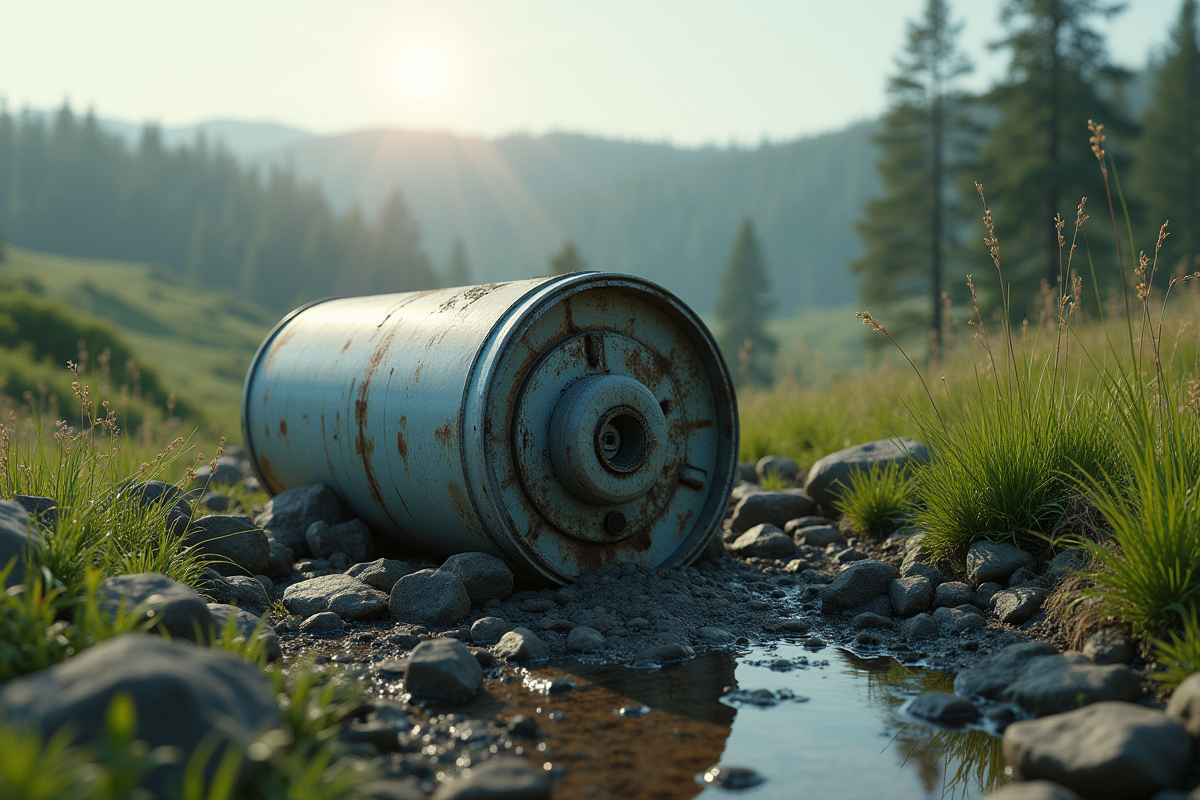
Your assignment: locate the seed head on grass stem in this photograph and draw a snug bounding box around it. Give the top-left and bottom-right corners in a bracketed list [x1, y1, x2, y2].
[856, 310, 944, 430]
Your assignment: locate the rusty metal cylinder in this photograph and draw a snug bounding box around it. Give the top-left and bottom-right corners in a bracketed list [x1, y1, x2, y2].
[242, 273, 738, 584]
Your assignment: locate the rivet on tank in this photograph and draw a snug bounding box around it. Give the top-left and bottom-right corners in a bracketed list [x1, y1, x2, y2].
[242, 272, 739, 584]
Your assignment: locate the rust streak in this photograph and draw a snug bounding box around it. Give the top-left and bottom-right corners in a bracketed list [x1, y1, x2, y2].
[396, 415, 409, 468]
[279, 419, 288, 436]
[433, 420, 454, 448]
[446, 481, 470, 521]
[257, 455, 282, 495]
[264, 327, 297, 370]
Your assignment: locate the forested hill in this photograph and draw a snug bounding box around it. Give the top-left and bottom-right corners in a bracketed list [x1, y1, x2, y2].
[268, 124, 882, 313]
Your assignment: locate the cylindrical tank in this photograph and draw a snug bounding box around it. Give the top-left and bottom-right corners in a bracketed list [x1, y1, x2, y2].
[241, 273, 738, 584]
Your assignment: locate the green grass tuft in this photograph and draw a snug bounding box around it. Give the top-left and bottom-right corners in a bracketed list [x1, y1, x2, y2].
[832, 460, 917, 536]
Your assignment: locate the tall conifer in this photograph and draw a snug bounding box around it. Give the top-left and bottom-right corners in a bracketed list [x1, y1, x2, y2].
[1135, 0, 1200, 263]
[715, 219, 776, 386]
[850, 0, 973, 353]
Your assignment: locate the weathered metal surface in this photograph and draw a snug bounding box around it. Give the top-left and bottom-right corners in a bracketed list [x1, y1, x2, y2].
[242, 273, 738, 584]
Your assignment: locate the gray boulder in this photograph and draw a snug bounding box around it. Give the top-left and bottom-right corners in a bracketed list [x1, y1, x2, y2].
[0, 500, 35, 589]
[983, 783, 1084, 800]
[1003, 702, 1191, 800]
[1002, 652, 1143, 717]
[804, 437, 929, 508]
[98, 572, 214, 641]
[993, 587, 1049, 625]
[389, 569, 470, 627]
[822, 561, 899, 614]
[975, 582, 1005, 608]
[1166, 672, 1200, 737]
[730, 524, 796, 559]
[305, 518, 373, 562]
[494, 627, 551, 662]
[1046, 549, 1087, 582]
[793, 525, 845, 548]
[901, 559, 949, 587]
[254, 484, 352, 557]
[955, 642, 1060, 700]
[404, 638, 483, 701]
[224, 575, 270, 610]
[966, 541, 1037, 586]
[890, 576, 933, 617]
[567, 625, 606, 653]
[934, 581, 973, 608]
[1084, 628, 1135, 665]
[470, 616, 515, 645]
[1009, 566, 1040, 587]
[185, 515, 270, 577]
[784, 516, 835, 535]
[430, 757, 551, 800]
[728, 491, 817, 534]
[440, 552, 514, 605]
[300, 611, 345, 633]
[908, 691, 979, 725]
[193, 457, 244, 489]
[353, 558, 415, 593]
[756, 455, 802, 485]
[264, 539, 295, 580]
[13, 495, 57, 530]
[902, 613, 939, 638]
[206, 603, 281, 661]
[200, 492, 236, 513]
[934, 606, 986, 630]
[0, 634, 280, 795]
[282, 574, 388, 621]
[122, 480, 193, 536]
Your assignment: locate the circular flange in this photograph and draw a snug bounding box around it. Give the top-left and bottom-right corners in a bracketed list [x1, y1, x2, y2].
[512, 332, 683, 544]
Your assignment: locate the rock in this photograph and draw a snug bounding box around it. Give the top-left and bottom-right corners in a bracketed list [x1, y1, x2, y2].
[300, 611, 345, 633]
[902, 613, 939, 638]
[193, 456, 244, 488]
[206, 603, 281, 661]
[728, 491, 817, 534]
[1009, 565, 1040, 587]
[848, 594, 895, 618]
[440, 552, 514, 605]
[185, 515, 270, 577]
[0, 500, 35, 589]
[834, 548, 868, 564]
[966, 541, 1037, 586]
[983, 782, 1085, 800]
[354, 558, 415, 593]
[803, 437, 929, 508]
[430, 757, 551, 800]
[975, 582, 1004, 608]
[784, 516, 834, 535]
[389, 570, 470, 627]
[403, 638, 483, 701]
[856, 631, 883, 645]
[254, 574, 274, 593]
[908, 691, 979, 724]
[264, 539, 295, 580]
[821, 561, 899, 614]
[852, 612, 892, 629]
[98, 572, 214, 641]
[1046, 549, 1087, 582]
[13, 494, 57, 530]
[730, 524, 796, 559]
[784, 558, 812, 573]
[901, 559, 949, 587]
[934, 581, 973, 608]
[756, 455, 802, 485]
[634, 642, 695, 663]
[200, 492, 236, 513]
[121, 481, 193, 535]
[993, 587, 1049, 625]
[0, 634, 280, 795]
[224, 575, 270, 610]
[1084, 627, 1135, 665]
[305, 518, 373, 562]
[567, 625, 606, 653]
[283, 574, 389, 621]
[695, 626, 737, 644]
[890, 576, 933, 617]
[793, 525, 845, 548]
[1002, 652, 1143, 716]
[254, 484, 352, 557]
[471, 617, 515, 645]
[955, 642, 1060, 700]
[356, 778, 425, 800]
[494, 627, 551, 662]
[1166, 672, 1200, 737]
[778, 618, 811, 632]
[736, 463, 758, 483]
[933, 606, 986, 629]
[1003, 702, 1191, 800]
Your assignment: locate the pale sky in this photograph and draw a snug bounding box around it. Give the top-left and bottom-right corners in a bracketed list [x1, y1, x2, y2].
[0, 0, 1186, 145]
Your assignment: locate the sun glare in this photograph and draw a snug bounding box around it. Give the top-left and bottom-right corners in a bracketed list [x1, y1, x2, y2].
[394, 45, 447, 99]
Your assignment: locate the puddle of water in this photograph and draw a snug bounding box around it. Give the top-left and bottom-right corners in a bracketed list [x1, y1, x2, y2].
[476, 641, 1006, 800]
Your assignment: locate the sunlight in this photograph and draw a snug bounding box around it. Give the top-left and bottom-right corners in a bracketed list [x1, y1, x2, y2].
[393, 44, 447, 99]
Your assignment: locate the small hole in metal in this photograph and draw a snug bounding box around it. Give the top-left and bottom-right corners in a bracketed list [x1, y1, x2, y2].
[604, 511, 627, 534]
[659, 398, 672, 415]
[595, 407, 648, 474]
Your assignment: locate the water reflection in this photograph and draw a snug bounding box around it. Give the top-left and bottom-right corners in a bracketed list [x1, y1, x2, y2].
[487, 643, 1006, 799]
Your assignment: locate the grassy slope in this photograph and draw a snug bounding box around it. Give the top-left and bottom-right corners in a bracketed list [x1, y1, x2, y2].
[2, 247, 276, 435]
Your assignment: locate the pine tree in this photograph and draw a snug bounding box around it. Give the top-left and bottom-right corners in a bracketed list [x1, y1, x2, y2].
[445, 236, 473, 286]
[549, 240, 588, 275]
[1134, 0, 1200, 263]
[850, 0, 973, 353]
[978, 0, 1132, 311]
[715, 219, 777, 386]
